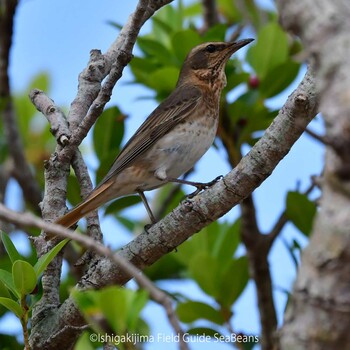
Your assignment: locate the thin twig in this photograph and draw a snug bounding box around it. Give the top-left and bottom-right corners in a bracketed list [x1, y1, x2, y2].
[305, 128, 330, 145]
[0, 203, 189, 350]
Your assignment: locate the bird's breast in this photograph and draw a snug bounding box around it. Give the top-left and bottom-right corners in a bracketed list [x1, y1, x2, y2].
[150, 109, 219, 179]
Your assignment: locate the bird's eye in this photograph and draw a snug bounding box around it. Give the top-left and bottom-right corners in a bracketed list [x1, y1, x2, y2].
[206, 44, 216, 53]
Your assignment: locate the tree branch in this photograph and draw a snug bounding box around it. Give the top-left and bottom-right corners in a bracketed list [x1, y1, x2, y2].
[278, 0, 350, 348]
[240, 195, 277, 350]
[0, 203, 189, 350]
[3, 65, 317, 348]
[201, 0, 219, 29]
[0, 0, 42, 210]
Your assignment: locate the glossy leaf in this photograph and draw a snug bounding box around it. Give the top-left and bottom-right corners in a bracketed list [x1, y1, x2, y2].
[177, 301, 225, 325]
[203, 23, 228, 42]
[66, 174, 82, 206]
[105, 195, 142, 215]
[0, 280, 12, 299]
[114, 214, 138, 232]
[12, 260, 37, 296]
[95, 152, 116, 185]
[93, 106, 124, 162]
[246, 22, 289, 79]
[259, 61, 300, 98]
[138, 38, 174, 64]
[74, 332, 96, 350]
[0, 269, 19, 298]
[186, 327, 222, 338]
[0, 231, 23, 263]
[171, 30, 202, 63]
[145, 253, 186, 281]
[34, 239, 69, 276]
[129, 57, 159, 85]
[188, 253, 220, 297]
[286, 191, 317, 236]
[147, 66, 179, 93]
[217, 0, 241, 23]
[74, 287, 148, 335]
[218, 256, 249, 307]
[183, 2, 202, 17]
[211, 220, 240, 264]
[128, 289, 149, 331]
[0, 297, 23, 318]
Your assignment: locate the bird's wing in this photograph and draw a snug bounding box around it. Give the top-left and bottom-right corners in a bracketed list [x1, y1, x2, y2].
[97, 84, 202, 186]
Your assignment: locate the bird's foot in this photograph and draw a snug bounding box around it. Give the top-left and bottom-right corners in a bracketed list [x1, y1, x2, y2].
[187, 175, 223, 198]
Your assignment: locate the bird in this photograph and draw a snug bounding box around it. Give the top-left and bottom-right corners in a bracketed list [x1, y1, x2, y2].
[56, 38, 254, 228]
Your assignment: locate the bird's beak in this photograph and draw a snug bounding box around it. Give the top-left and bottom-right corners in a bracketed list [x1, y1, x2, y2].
[227, 38, 254, 55]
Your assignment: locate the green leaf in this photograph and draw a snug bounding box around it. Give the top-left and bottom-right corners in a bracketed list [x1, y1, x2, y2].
[218, 256, 249, 307]
[34, 239, 69, 276]
[12, 260, 37, 296]
[189, 253, 220, 297]
[0, 297, 23, 318]
[28, 72, 50, 92]
[0, 279, 12, 299]
[0, 269, 20, 298]
[156, 4, 183, 33]
[246, 22, 289, 79]
[128, 290, 149, 332]
[147, 66, 179, 94]
[259, 61, 300, 98]
[177, 301, 225, 325]
[95, 152, 117, 185]
[171, 30, 202, 63]
[217, 0, 241, 23]
[129, 56, 160, 85]
[66, 174, 82, 206]
[186, 327, 222, 338]
[0, 231, 23, 263]
[211, 220, 240, 264]
[137, 38, 174, 65]
[202, 24, 228, 42]
[145, 253, 186, 281]
[93, 107, 124, 162]
[75, 332, 96, 350]
[183, 2, 202, 17]
[105, 195, 142, 215]
[286, 191, 317, 236]
[114, 215, 138, 232]
[74, 287, 148, 335]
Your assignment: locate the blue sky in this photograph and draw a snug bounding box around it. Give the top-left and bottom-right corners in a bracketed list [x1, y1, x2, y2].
[3, 0, 324, 349]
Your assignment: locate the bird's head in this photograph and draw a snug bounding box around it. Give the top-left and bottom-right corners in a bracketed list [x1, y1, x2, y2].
[178, 39, 254, 86]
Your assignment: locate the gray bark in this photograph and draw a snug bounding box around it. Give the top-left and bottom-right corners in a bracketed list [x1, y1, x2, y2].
[277, 0, 350, 348]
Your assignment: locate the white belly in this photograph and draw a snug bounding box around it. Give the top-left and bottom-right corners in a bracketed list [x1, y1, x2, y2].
[150, 114, 218, 181]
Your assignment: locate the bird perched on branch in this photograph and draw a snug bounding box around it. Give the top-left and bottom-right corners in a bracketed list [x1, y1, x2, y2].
[56, 38, 254, 228]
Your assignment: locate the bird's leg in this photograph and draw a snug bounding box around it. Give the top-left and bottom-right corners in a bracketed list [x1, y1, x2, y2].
[166, 175, 223, 198]
[136, 190, 157, 226]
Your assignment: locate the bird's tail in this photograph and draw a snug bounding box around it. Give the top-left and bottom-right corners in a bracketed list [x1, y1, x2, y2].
[56, 181, 113, 228]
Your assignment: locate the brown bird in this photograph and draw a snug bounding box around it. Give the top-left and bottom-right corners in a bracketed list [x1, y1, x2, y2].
[56, 39, 254, 228]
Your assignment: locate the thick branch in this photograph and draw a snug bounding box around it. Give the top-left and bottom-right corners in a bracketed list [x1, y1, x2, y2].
[58, 0, 174, 164]
[5, 66, 317, 349]
[278, 1, 350, 349]
[0, 203, 188, 350]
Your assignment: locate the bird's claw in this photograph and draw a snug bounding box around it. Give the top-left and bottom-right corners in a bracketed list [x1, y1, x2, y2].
[144, 223, 153, 233]
[186, 175, 223, 198]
